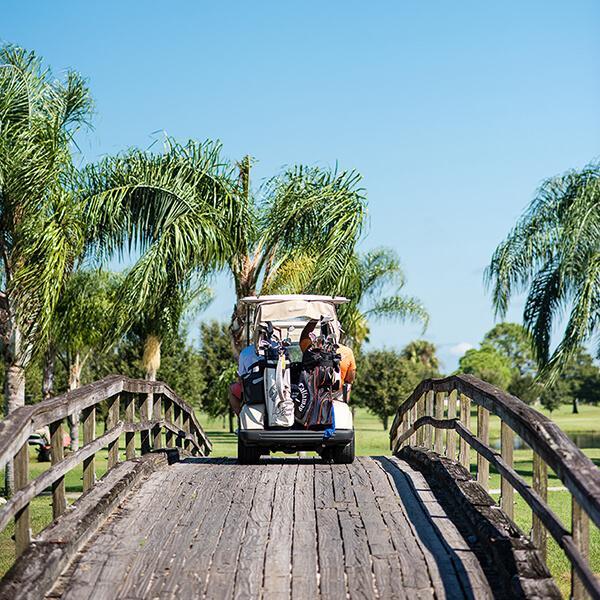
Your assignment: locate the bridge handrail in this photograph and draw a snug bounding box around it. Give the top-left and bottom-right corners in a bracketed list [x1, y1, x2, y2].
[389, 373, 600, 600]
[0, 375, 212, 558]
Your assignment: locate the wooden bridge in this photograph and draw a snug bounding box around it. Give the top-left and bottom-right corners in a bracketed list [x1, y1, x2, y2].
[0, 374, 599, 599]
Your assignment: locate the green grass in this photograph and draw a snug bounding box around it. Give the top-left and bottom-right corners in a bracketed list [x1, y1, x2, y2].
[197, 407, 393, 457]
[1, 405, 599, 594]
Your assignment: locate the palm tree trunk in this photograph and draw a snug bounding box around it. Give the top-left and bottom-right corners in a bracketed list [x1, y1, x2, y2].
[142, 333, 161, 381]
[42, 342, 56, 401]
[68, 352, 82, 451]
[2, 309, 26, 497]
[230, 301, 252, 360]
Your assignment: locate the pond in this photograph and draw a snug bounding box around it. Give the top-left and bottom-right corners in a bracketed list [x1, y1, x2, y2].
[492, 431, 600, 450]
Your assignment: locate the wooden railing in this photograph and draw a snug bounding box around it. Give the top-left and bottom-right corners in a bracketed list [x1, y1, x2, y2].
[389, 374, 600, 600]
[0, 375, 211, 558]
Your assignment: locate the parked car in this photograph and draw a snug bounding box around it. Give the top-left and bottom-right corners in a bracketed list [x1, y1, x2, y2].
[237, 294, 355, 464]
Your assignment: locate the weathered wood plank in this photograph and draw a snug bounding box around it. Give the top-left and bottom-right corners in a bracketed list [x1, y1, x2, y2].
[368, 458, 434, 598]
[500, 421, 514, 520]
[291, 461, 318, 600]
[383, 456, 469, 600]
[106, 394, 120, 469]
[123, 392, 135, 460]
[234, 464, 282, 600]
[114, 469, 208, 599]
[355, 458, 404, 600]
[161, 463, 242, 599]
[263, 463, 297, 599]
[477, 406, 489, 492]
[149, 460, 233, 599]
[532, 451, 548, 560]
[203, 466, 263, 600]
[50, 420, 66, 520]
[2, 451, 176, 600]
[316, 505, 347, 600]
[338, 500, 376, 600]
[13, 443, 30, 556]
[314, 462, 335, 509]
[446, 390, 457, 461]
[434, 392, 445, 455]
[61, 468, 184, 600]
[82, 406, 96, 492]
[397, 458, 493, 600]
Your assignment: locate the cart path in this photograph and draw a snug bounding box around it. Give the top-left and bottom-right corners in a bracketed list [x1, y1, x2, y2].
[46, 456, 495, 600]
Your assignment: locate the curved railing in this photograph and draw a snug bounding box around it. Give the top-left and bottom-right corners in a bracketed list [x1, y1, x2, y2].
[389, 374, 600, 600]
[0, 375, 211, 559]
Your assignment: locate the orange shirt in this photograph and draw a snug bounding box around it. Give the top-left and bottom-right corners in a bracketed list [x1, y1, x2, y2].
[335, 344, 356, 391]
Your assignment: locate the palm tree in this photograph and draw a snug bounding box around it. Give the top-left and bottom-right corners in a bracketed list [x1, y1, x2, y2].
[485, 162, 600, 379]
[338, 248, 430, 347]
[0, 44, 92, 416]
[82, 138, 236, 378]
[228, 159, 368, 356]
[401, 340, 439, 369]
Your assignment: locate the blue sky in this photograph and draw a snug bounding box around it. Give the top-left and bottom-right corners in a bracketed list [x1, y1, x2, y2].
[3, 1, 599, 372]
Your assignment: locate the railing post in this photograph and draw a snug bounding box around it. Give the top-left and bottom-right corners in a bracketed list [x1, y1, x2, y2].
[409, 402, 417, 446]
[446, 390, 457, 461]
[174, 403, 182, 448]
[459, 393, 471, 471]
[182, 411, 191, 451]
[500, 421, 514, 519]
[107, 393, 120, 469]
[153, 393, 163, 450]
[50, 419, 66, 520]
[14, 442, 31, 556]
[124, 391, 136, 460]
[82, 406, 96, 492]
[140, 393, 151, 454]
[424, 390, 434, 449]
[165, 397, 174, 448]
[434, 391, 444, 454]
[532, 451, 547, 561]
[572, 498, 590, 600]
[477, 406, 489, 492]
[416, 393, 425, 447]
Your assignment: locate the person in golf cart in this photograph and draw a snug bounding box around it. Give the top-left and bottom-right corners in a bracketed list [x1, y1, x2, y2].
[228, 343, 262, 416]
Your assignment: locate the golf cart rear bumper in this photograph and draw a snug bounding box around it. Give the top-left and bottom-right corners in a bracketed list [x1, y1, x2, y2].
[239, 429, 354, 449]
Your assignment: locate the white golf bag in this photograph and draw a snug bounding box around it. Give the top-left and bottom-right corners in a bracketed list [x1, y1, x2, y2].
[264, 352, 295, 427]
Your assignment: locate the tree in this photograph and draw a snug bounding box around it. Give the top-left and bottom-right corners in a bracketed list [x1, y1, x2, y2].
[401, 339, 439, 370]
[486, 162, 600, 380]
[196, 321, 237, 431]
[82, 137, 237, 379]
[228, 160, 368, 357]
[0, 45, 94, 493]
[481, 322, 537, 376]
[353, 345, 439, 429]
[50, 270, 121, 449]
[337, 248, 429, 348]
[0, 44, 92, 414]
[456, 345, 513, 390]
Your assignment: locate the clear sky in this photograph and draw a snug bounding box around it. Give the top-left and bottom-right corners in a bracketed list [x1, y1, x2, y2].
[3, 1, 599, 372]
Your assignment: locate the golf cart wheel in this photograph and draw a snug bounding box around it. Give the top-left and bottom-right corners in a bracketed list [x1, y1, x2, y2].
[238, 437, 262, 465]
[332, 437, 355, 464]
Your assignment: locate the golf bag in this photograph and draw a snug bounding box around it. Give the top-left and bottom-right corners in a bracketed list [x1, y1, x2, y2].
[294, 347, 340, 429]
[241, 361, 265, 405]
[264, 349, 295, 427]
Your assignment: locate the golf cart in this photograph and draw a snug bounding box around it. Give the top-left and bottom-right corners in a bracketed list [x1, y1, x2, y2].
[237, 294, 355, 464]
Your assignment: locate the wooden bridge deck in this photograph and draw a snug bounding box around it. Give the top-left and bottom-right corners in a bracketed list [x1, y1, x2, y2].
[43, 455, 496, 600]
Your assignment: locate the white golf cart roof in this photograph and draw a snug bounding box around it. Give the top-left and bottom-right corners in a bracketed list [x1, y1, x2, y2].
[240, 295, 349, 345]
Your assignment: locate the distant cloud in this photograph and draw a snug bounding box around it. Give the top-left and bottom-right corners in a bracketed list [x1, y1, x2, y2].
[448, 342, 474, 357]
